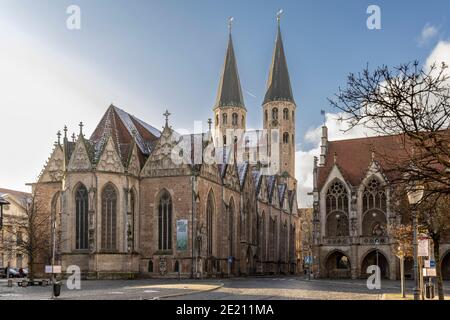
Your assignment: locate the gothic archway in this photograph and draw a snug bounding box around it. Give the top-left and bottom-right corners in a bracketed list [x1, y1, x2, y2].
[361, 250, 389, 279]
[325, 250, 351, 279]
[442, 251, 450, 280]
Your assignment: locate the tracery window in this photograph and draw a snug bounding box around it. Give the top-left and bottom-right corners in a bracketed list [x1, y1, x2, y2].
[232, 113, 238, 126]
[158, 190, 172, 251]
[283, 108, 289, 120]
[101, 184, 117, 251]
[207, 191, 215, 256]
[326, 181, 349, 237]
[272, 108, 278, 120]
[75, 185, 89, 250]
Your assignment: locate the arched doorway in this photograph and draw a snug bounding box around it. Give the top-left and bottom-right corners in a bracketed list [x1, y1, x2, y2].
[325, 251, 351, 279]
[361, 250, 389, 279]
[442, 251, 450, 280]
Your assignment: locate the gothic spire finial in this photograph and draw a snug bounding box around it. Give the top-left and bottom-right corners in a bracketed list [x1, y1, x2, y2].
[163, 109, 171, 128]
[277, 9, 283, 26]
[207, 118, 212, 131]
[228, 16, 234, 35]
[71, 132, 76, 142]
[79, 121, 84, 136]
[63, 125, 68, 139]
[57, 130, 61, 145]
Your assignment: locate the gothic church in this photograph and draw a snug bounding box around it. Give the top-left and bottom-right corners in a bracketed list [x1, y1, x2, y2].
[32, 19, 300, 278]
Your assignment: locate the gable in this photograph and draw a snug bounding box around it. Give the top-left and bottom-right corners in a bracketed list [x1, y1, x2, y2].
[39, 145, 64, 182]
[96, 136, 125, 173]
[68, 139, 92, 171]
[126, 143, 141, 177]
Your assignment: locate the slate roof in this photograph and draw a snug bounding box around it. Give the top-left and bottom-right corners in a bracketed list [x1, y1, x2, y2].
[0, 188, 31, 208]
[214, 34, 245, 110]
[317, 134, 415, 191]
[263, 24, 295, 106]
[88, 105, 161, 166]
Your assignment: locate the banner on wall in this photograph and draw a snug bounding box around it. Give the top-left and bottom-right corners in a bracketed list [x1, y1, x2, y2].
[176, 219, 188, 251]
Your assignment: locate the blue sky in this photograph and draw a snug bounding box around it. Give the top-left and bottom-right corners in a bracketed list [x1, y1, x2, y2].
[0, 0, 449, 206]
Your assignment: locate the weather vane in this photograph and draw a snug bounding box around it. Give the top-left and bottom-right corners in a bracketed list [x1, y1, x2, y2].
[277, 9, 283, 24]
[228, 17, 234, 34]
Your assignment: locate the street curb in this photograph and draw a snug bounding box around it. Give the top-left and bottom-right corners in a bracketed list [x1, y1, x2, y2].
[152, 281, 224, 300]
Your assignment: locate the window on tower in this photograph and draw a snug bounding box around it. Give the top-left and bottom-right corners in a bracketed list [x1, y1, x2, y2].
[265, 110, 268, 123]
[223, 135, 227, 145]
[283, 108, 289, 120]
[242, 115, 245, 127]
[283, 132, 289, 144]
[232, 113, 238, 126]
[222, 113, 227, 125]
[215, 114, 219, 126]
[272, 108, 278, 120]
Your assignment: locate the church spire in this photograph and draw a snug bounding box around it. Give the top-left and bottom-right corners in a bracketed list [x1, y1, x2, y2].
[263, 12, 295, 106]
[214, 17, 245, 110]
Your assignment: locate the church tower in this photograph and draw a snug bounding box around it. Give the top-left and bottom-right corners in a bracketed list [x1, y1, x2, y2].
[263, 14, 296, 182]
[213, 19, 246, 147]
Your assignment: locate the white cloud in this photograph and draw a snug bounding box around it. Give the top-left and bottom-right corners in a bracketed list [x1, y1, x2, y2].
[0, 18, 145, 193]
[425, 40, 450, 71]
[417, 23, 439, 46]
[296, 113, 376, 208]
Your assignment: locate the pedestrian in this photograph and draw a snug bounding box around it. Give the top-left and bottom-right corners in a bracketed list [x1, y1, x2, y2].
[19, 268, 24, 277]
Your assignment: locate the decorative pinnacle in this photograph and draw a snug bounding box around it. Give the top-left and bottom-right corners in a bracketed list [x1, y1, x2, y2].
[57, 130, 61, 145]
[207, 118, 212, 131]
[79, 121, 84, 136]
[71, 133, 76, 142]
[163, 109, 171, 127]
[63, 125, 68, 139]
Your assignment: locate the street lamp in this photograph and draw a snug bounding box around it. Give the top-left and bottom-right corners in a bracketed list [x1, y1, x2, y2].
[407, 184, 424, 300]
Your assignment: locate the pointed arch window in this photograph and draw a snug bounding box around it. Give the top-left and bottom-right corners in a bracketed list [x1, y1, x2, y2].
[222, 113, 228, 125]
[229, 199, 235, 257]
[101, 184, 117, 251]
[158, 190, 172, 251]
[207, 192, 215, 256]
[362, 178, 387, 236]
[215, 114, 219, 126]
[128, 189, 136, 252]
[363, 178, 387, 213]
[283, 132, 289, 144]
[265, 110, 268, 123]
[232, 113, 238, 126]
[75, 185, 89, 250]
[223, 135, 227, 146]
[325, 180, 349, 237]
[283, 108, 289, 120]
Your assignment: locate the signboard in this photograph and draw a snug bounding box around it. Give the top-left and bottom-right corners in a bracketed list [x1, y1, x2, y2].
[423, 268, 437, 277]
[424, 260, 436, 268]
[45, 265, 62, 274]
[418, 239, 429, 257]
[176, 219, 188, 251]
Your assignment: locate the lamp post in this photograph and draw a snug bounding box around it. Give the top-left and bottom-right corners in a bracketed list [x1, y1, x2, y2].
[407, 184, 424, 300]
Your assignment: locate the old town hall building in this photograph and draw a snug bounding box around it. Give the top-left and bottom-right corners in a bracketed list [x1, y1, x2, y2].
[32, 20, 300, 278]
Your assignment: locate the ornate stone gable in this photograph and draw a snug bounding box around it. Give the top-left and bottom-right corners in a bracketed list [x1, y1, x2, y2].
[126, 143, 141, 177]
[141, 127, 190, 177]
[68, 138, 92, 171]
[223, 163, 240, 191]
[39, 145, 64, 182]
[96, 136, 124, 173]
[259, 176, 269, 202]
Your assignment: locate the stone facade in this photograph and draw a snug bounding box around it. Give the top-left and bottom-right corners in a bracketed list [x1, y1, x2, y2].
[312, 129, 450, 280]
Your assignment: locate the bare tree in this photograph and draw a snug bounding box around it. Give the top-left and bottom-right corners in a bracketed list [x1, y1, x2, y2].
[330, 61, 450, 299]
[0, 186, 62, 281]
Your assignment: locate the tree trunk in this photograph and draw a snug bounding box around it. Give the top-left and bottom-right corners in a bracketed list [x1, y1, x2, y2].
[432, 236, 444, 300]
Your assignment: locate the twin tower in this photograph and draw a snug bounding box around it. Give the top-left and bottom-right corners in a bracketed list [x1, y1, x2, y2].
[212, 17, 296, 181]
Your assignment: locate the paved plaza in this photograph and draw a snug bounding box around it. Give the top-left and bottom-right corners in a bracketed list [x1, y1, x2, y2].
[1, 277, 448, 300]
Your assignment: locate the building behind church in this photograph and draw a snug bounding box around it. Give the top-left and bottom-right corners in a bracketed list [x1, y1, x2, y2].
[311, 127, 450, 280]
[31, 19, 301, 279]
